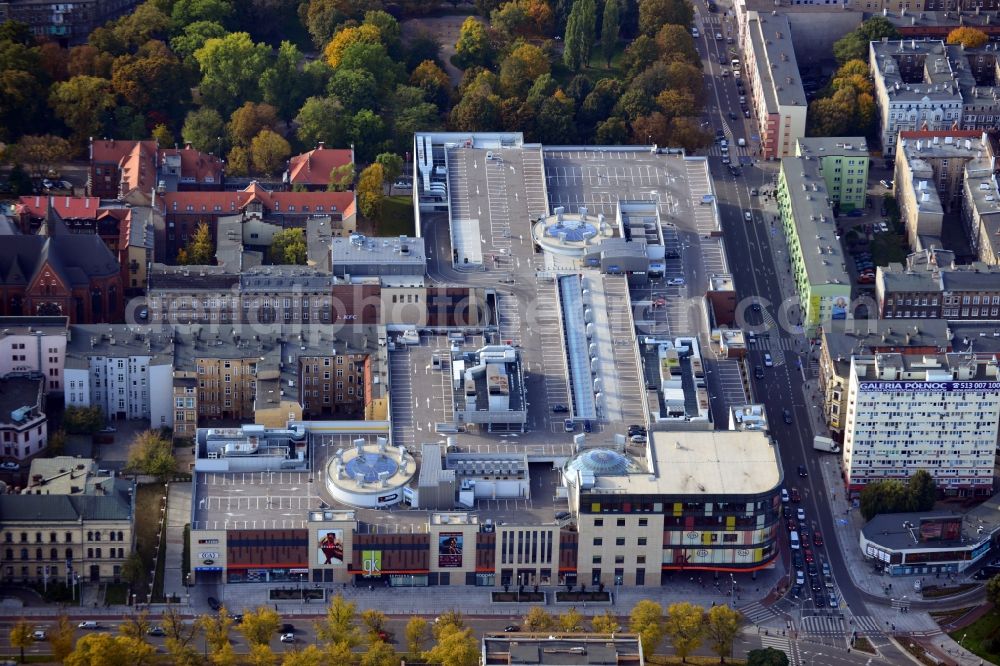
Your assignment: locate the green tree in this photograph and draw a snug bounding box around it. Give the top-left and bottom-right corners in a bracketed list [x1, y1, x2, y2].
[629, 600, 664, 659]
[595, 116, 627, 143]
[746, 647, 790, 666]
[986, 574, 1000, 606]
[9, 135, 73, 179]
[315, 594, 360, 646]
[374, 153, 404, 183]
[125, 430, 176, 481]
[410, 60, 451, 109]
[349, 109, 387, 163]
[357, 163, 385, 219]
[171, 0, 234, 30]
[664, 602, 705, 663]
[859, 478, 910, 520]
[558, 608, 585, 632]
[170, 20, 228, 60]
[63, 405, 104, 434]
[423, 624, 479, 666]
[261, 41, 314, 122]
[908, 470, 937, 511]
[0, 20, 32, 44]
[455, 17, 493, 69]
[296, 96, 348, 150]
[249, 129, 291, 176]
[48, 75, 116, 147]
[361, 639, 397, 666]
[638, 0, 693, 36]
[194, 32, 270, 113]
[833, 16, 900, 64]
[563, 0, 596, 70]
[704, 605, 742, 663]
[601, 0, 621, 67]
[121, 551, 144, 587]
[239, 606, 282, 647]
[500, 42, 550, 98]
[655, 23, 699, 65]
[324, 24, 382, 69]
[405, 617, 428, 656]
[48, 615, 76, 662]
[9, 619, 33, 664]
[328, 162, 356, 191]
[269, 228, 307, 265]
[182, 107, 226, 154]
[591, 610, 620, 633]
[620, 34, 659, 79]
[328, 68, 379, 114]
[177, 221, 215, 265]
[110, 2, 170, 52]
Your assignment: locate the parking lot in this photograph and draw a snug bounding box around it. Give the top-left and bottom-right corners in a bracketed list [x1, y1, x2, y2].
[193, 471, 317, 530]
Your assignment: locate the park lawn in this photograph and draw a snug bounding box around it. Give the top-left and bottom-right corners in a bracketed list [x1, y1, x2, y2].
[949, 610, 1000, 664]
[376, 196, 416, 236]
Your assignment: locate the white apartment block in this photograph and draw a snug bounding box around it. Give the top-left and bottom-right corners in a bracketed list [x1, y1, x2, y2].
[0, 317, 68, 394]
[64, 327, 174, 428]
[843, 352, 1000, 496]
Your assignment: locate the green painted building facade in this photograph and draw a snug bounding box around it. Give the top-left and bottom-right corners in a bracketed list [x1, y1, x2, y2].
[795, 137, 870, 212]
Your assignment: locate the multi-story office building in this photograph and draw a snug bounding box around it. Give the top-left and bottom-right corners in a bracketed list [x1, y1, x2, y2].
[0, 377, 47, 461]
[0, 458, 135, 585]
[870, 40, 1000, 156]
[0, 316, 67, 394]
[876, 255, 1000, 320]
[795, 137, 870, 212]
[818, 319, 951, 437]
[961, 156, 1000, 266]
[843, 352, 1000, 495]
[64, 326, 174, 427]
[742, 12, 808, 159]
[0, 0, 137, 45]
[893, 130, 986, 250]
[566, 431, 782, 585]
[776, 156, 852, 334]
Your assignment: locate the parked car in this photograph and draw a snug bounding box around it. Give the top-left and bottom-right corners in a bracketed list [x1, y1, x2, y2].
[563, 419, 574, 432]
[628, 424, 647, 436]
[0, 462, 19, 471]
[552, 404, 568, 413]
[208, 597, 221, 611]
[583, 420, 592, 433]
[280, 633, 295, 643]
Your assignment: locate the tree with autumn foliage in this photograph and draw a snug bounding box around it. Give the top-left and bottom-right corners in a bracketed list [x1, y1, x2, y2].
[947, 27, 988, 49]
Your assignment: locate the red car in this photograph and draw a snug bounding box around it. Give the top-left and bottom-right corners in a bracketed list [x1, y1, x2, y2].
[790, 487, 801, 502]
[813, 531, 824, 547]
[803, 548, 814, 564]
[786, 519, 798, 532]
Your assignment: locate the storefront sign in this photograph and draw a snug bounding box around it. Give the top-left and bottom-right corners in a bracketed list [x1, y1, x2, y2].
[859, 381, 1000, 393]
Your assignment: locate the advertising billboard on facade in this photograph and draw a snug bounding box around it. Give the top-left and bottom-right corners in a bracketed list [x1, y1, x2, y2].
[438, 532, 463, 567]
[317, 529, 344, 565]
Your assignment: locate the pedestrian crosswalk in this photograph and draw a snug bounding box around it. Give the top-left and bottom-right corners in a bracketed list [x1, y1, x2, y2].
[748, 336, 798, 351]
[850, 615, 884, 634]
[738, 601, 780, 624]
[706, 143, 752, 158]
[759, 634, 798, 665]
[801, 615, 845, 637]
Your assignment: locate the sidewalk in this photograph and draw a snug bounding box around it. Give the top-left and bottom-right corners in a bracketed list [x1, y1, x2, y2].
[163, 482, 192, 600]
[208, 567, 787, 619]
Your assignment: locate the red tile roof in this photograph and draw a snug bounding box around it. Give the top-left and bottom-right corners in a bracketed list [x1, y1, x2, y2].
[161, 182, 356, 217]
[160, 146, 224, 185]
[287, 145, 354, 186]
[119, 141, 158, 196]
[16, 196, 102, 220]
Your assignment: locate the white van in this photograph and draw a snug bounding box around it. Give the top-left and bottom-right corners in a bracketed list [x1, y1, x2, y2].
[789, 531, 800, 550]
